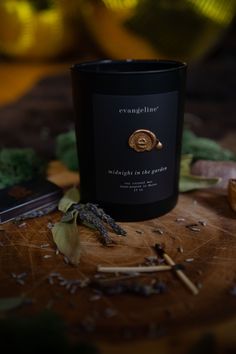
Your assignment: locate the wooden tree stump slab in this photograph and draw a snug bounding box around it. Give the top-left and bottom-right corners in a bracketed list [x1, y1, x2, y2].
[0, 186, 235, 345]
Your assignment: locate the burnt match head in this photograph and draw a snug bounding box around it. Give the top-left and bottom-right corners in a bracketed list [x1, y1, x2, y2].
[154, 244, 165, 257]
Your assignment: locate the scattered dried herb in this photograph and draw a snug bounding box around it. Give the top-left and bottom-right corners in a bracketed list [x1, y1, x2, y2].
[198, 220, 207, 226]
[11, 272, 27, 279]
[11, 272, 27, 285]
[14, 203, 58, 222]
[40, 243, 50, 248]
[177, 246, 184, 253]
[64, 256, 70, 264]
[175, 218, 186, 223]
[47, 222, 54, 230]
[93, 280, 167, 297]
[47, 273, 89, 294]
[18, 222, 27, 228]
[145, 256, 158, 263]
[185, 223, 201, 232]
[104, 308, 117, 318]
[43, 255, 52, 259]
[152, 228, 164, 235]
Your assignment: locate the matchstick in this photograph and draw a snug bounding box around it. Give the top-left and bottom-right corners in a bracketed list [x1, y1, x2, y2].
[154, 244, 199, 295]
[97, 265, 172, 274]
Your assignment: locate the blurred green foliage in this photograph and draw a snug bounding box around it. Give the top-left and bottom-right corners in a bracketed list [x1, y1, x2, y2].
[182, 129, 236, 162]
[0, 148, 45, 189]
[56, 130, 79, 171]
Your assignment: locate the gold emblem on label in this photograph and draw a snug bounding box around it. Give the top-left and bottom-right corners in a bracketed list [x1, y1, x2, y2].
[128, 129, 163, 152]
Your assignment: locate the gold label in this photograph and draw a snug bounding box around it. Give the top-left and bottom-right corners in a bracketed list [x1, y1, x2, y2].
[128, 129, 163, 152]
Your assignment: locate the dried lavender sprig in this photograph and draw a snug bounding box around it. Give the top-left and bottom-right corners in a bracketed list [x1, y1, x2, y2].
[14, 203, 58, 222]
[75, 205, 113, 245]
[93, 281, 167, 297]
[85, 203, 126, 236]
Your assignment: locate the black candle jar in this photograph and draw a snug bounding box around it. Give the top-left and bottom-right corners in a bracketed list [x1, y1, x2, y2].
[71, 59, 187, 221]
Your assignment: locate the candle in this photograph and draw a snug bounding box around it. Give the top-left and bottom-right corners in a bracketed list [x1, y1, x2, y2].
[71, 59, 186, 221]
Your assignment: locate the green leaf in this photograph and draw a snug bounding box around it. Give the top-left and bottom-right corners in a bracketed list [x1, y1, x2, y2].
[0, 297, 25, 312]
[58, 187, 80, 213]
[179, 175, 221, 193]
[52, 211, 81, 265]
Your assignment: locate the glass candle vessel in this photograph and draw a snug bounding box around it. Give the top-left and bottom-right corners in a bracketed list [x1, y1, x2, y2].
[71, 59, 186, 221]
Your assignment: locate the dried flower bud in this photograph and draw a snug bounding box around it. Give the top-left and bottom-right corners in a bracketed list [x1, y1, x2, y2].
[228, 179, 236, 212]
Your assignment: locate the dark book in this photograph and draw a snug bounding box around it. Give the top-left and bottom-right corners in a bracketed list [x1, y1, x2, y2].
[0, 179, 62, 223]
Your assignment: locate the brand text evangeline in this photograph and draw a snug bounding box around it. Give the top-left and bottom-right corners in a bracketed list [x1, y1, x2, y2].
[119, 106, 159, 114]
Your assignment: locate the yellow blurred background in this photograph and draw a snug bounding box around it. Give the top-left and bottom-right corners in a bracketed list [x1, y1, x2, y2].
[0, 0, 235, 105]
[0, 0, 235, 61]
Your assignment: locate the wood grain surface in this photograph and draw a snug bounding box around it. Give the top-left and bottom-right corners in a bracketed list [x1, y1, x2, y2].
[0, 174, 235, 352]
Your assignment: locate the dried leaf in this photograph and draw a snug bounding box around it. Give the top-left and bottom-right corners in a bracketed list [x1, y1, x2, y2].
[58, 187, 80, 213]
[228, 179, 236, 212]
[60, 210, 78, 223]
[0, 297, 25, 312]
[179, 155, 221, 192]
[179, 175, 221, 192]
[52, 211, 81, 266]
[180, 154, 193, 175]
